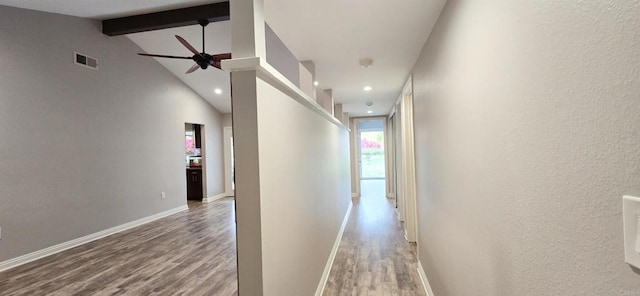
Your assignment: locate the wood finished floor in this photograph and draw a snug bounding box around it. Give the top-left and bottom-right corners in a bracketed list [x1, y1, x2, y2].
[323, 179, 426, 296]
[1, 182, 422, 296]
[0, 199, 238, 296]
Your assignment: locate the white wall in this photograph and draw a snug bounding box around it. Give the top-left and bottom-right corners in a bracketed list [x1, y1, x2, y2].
[411, 0, 640, 295]
[256, 78, 351, 296]
[230, 67, 351, 295]
[0, 6, 225, 262]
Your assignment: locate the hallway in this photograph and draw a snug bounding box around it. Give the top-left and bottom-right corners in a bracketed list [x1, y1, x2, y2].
[324, 180, 425, 296]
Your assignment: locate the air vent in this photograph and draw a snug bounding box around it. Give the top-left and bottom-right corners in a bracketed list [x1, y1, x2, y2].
[74, 52, 98, 70]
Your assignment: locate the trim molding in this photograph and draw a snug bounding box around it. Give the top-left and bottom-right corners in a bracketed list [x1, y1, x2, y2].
[352, 193, 359, 198]
[0, 205, 188, 273]
[222, 57, 349, 132]
[417, 260, 435, 296]
[202, 193, 228, 203]
[315, 201, 353, 296]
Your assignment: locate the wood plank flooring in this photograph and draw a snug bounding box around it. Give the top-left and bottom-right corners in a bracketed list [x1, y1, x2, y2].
[1, 181, 423, 296]
[0, 199, 238, 296]
[323, 180, 426, 296]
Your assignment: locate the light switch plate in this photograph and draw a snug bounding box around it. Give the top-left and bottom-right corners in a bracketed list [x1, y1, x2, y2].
[623, 195, 640, 268]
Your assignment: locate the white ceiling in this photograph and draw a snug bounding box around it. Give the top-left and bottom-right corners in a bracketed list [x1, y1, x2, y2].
[264, 0, 447, 117]
[0, 0, 447, 117]
[127, 22, 232, 113]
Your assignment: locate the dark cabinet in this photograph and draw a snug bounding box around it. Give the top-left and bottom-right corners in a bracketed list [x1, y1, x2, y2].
[186, 168, 203, 200]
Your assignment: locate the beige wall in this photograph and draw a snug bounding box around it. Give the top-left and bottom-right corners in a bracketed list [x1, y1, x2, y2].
[411, 0, 640, 295]
[0, 6, 225, 263]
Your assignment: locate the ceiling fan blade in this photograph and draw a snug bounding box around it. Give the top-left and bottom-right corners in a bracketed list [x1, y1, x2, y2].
[138, 53, 192, 60]
[185, 64, 200, 74]
[175, 35, 203, 57]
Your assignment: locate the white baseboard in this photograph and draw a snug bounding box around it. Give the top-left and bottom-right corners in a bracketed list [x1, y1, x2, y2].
[315, 201, 353, 296]
[202, 193, 228, 203]
[0, 205, 188, 273]
[417, 260, 435, 296]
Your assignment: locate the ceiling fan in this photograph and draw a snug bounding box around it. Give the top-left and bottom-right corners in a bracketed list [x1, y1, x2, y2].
[138, 19, 231, 74]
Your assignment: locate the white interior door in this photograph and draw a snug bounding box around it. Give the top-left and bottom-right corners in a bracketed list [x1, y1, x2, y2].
[402, 83, 417, 243]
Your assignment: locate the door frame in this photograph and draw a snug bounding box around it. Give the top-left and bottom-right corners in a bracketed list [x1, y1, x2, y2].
[391, 101, 406, 223]
[223, 126, 234, 197]
[385, 115, 396, 200]
[401, 76, 418, 242]
[388, 77, 418, 242]
[185, 122, 208, 201]
[351, 117, 389, 197]
[402, 78, 417, 243]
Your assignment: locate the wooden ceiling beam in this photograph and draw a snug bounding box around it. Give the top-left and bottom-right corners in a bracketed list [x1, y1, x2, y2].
[102, 2, 230, 36]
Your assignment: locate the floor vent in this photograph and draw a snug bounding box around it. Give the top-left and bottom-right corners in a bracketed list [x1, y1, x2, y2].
[74, 52, 98, 70]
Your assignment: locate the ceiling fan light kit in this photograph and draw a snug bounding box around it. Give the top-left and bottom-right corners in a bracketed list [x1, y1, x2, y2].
[137, 19, 231, 74]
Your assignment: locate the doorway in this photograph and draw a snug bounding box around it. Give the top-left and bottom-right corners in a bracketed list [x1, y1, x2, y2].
[185, 123, 206, 202]
[355, 119, 386, 202]
[358, 123, 386, 180]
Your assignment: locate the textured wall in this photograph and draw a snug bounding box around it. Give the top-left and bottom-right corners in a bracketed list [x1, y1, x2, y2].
[0, 6, 224, 262]
[411, 0, 640, 295]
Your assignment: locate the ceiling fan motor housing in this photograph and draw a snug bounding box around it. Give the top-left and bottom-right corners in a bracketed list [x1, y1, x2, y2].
[194, 53, 214, 69]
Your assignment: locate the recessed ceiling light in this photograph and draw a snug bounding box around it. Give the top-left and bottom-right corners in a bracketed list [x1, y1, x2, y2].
[214, 88, 223, 95]
[367, 110, 373, 114]
[364, 86, 372, 91]
[314, 81, 319, 86]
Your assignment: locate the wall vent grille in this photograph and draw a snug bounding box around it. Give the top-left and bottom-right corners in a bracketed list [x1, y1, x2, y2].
[74, 52, 98, 70]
